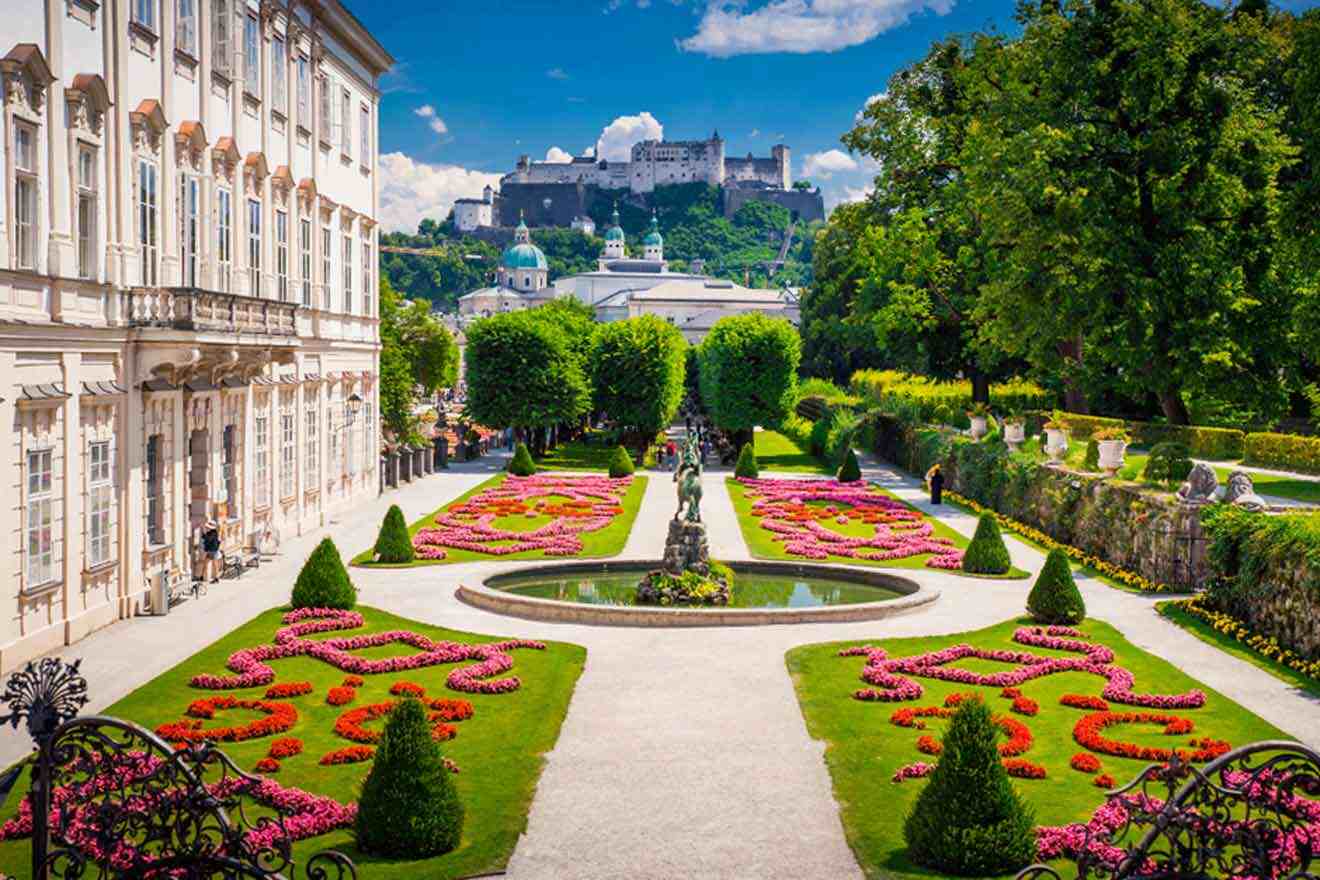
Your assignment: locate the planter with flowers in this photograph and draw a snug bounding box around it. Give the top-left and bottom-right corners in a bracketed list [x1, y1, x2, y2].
[1093, 427, 1129, 476]
[967, 402, 991, 441]
[1042, 415, 1069, 464]
[1002, 415, 1026, 450]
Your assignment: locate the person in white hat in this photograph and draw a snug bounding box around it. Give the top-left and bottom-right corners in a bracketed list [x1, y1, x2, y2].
[201, 518, 222, 584]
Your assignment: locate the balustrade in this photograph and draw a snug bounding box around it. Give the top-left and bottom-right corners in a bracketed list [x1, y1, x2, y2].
[126, 287, 299, 336]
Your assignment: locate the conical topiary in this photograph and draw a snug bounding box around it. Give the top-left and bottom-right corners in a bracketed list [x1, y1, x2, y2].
[608, 445, 635, 478]
[903, 697, 1037, 875]
[508, 441, 536, 476]
[837, 447, 861, 482]
[373, 504, 414, 564]
[1083, 438, 1100, 471]
[735, 442, 759, 479]
[1027, 548, 1086, 624]
[290, 538, 356, 609]
[355, 697, 464, 858]
[961, 512, 1012, 575]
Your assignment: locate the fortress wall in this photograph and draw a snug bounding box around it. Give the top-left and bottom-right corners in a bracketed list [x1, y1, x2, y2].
[497, 182, 592, 228]
[722, 187, 825, 223]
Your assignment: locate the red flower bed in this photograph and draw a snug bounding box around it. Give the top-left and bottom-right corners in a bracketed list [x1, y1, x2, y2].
[996, 716, 1033, 757]
[254, 758, 281, 774]
[943, 692, 975, 708]
[1070, 753, 1102, 773]
[1073, 711, 1231, 763]
[1011, 695, 1039, 716]
[1003, 758, 1047, 779]
[268, 738, 303, 759]
[264, 681, 313, 699]
[1163, 718, 1194, 736]
[1061, 694, 1110, 711]
[157, 697, 297, 744]
[1001, 687, 1021, 699]
[890, 706, 949, 730]
[890, 703, 1032, 757]
[320, 746, 375, 766]
[326, 686, 356, 707]
[916, 735, 942, 756]
[334, 697, 474, 744]
[342, 675, 365, 688]
[1094, 774, 1116, 788]
[389, 681, 426, 698]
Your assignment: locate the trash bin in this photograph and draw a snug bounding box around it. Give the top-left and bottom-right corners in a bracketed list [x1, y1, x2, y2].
[150, 570, 169, 616]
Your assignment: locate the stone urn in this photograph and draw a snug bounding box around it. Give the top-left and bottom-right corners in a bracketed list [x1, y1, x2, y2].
[1003, 422, 1026, 450]
[1097, 439, 1127, 476]
[1044, 428, 1068, 464]
[969, 415, 989, 441]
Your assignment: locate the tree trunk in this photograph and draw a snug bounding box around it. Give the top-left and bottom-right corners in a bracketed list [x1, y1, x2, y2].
[970, 370, 990, 405]
[1057, 335, 1090, 414]
[1158, 390, 1190, 426]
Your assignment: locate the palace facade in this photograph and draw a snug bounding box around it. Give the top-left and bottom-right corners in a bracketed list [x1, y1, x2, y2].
[0, 0, 392, 673]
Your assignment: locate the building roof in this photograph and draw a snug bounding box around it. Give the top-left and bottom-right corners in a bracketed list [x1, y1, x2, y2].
[502, 242, 547, 270]
[642, 212, 663, 247]
[459, 285, 526, 302]
[605, 205, 625, 242]
[629, 278, 791, 304]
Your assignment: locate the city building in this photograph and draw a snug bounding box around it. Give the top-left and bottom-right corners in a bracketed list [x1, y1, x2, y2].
[453, 183, 496, 233]
[0, 0, 392, 673]
[457, 216, 554, 317]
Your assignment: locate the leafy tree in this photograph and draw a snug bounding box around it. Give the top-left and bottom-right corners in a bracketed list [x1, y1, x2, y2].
[379, 279, 459, 438]
[608, 445, 635, 478]
[589, 316, 687, 448]
[372, 505, 414, 564]
[698, 313, 801, 450]
[508, 442, 536, 476]
[290, 538, 356, 609]
[903, 697, 1036, 875]
[734, 443, 759, 479]
[355, 697, 464, 858]
[837, 447, 862, 482]
[962, 513, 1011, 575]
[1026, 548, 1086, 625]
[464, 310, 590, 443]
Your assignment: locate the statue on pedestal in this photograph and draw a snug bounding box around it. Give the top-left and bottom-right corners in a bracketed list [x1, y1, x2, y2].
[674, 434, 703, 523]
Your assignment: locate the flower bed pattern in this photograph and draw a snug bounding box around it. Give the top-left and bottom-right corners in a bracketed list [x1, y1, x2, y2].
[736, 477, 964, 568]
[411, 474, 634, 560]
[156, 696, 299, 744]
[188, 607, 545, 694]
[333, 692, 474, 745]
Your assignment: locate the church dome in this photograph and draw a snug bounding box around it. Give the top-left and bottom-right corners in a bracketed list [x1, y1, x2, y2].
[502, 241, 547, 270]
[643, 212, 663, 247]
[605, 203, 625, 242]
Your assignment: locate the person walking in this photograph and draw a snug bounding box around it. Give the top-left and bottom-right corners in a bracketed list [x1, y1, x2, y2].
[201, 519, 222, 583]
[926, 464, 945, 505]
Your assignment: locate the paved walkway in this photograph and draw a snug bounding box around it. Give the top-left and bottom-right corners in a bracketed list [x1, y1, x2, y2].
[11, 451, 1320, 880]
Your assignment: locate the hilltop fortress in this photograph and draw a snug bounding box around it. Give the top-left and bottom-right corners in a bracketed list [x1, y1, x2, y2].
[454, 131, 825, 233]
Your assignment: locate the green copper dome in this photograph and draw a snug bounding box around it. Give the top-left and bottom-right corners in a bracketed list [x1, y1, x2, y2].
[642, 213, 663, 247]
[605, 204, 625, 242]
[502, 241, 547, 270]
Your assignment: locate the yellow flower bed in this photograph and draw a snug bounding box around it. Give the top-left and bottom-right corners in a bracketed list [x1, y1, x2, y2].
[1170, 595, 1320, 682]
[944, 491, 1175, 594]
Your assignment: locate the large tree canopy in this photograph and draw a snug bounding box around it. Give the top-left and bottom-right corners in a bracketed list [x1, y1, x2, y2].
[463, 308, 590, 434]
[378, 279, 459, 438]
[589, 316, 687, 446]
[698, 313, 801, 444]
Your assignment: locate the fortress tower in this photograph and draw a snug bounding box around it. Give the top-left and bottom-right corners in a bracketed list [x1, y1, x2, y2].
[771, 144, 791, 189]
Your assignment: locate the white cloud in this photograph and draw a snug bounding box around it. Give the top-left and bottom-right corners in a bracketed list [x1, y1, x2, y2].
[595, 111, 664, 161]
[413, 104, 448, 136]
[545, 146, 574, 163]
[856, 92, 886, 122]
[802, 148, 860, 179]
[379, 152, 502, 232]
[546, 67, 569, 79]
[679, 0, 956, 57]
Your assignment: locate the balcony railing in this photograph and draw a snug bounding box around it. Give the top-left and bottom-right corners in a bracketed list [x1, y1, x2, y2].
[126, 287, 299, 337]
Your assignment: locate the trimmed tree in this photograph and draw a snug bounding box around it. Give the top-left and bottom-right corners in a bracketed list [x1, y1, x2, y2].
[508, 442, 536, 476]
[590, 316, 687, 449]
[734, 442, 759, 479]
[373, 505, 414, 564]
[290, 538, 356, 609]
[1026, 548, 1086, 624]
[608, 445, 635, 478]
[904, 697, 1036, 875]
[837, 447, 862, 482]
[698, 313, 801, 451]
[1083, 438, 1100, 472]
[962, 513, 1012, 575]
[355, 697, 464, 858]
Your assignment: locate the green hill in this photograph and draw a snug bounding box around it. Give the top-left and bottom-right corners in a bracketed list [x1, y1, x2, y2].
[380, 183, 821, 312]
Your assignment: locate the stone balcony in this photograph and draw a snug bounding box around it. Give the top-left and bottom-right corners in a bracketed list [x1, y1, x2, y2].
[126, 287, 299, 337]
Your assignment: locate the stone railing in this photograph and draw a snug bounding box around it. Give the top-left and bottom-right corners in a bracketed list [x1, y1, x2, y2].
[125, 287, 299, 337]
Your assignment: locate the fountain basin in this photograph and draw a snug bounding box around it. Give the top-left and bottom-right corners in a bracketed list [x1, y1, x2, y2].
[458, 559, 938, 627]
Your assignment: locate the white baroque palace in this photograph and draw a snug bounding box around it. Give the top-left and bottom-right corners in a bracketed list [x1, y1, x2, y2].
[0, 0, 392, 673]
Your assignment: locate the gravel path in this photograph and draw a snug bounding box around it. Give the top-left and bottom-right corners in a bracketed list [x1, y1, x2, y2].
[9, 453, 1320, 880]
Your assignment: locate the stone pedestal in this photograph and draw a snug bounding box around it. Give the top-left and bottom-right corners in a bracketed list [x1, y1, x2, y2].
[663, 518, 710, 576]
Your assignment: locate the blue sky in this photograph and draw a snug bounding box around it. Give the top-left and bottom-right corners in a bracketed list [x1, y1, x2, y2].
[359, 0, 1319, 231]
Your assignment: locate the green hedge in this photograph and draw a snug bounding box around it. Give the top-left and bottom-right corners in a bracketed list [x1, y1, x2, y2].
[850, 370, 1051, 421]
[1244, 432, 1320, 475]
[1042, 413, 1246, 460]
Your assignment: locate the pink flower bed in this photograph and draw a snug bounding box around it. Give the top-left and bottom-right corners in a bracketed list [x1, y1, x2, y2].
[189, 608, 545, 694]
[736, 477, 964, 569]
[840, 627, 1205, 709]
[412, 474, 634, 560]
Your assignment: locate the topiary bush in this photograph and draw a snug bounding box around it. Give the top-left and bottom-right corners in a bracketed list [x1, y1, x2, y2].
[904, 697, 1037, 875]
[290, 538, 356, 609]
[735, 442, 759, 479]
[372, 505, 414, 564]
[355, 697, 464, 858]
[837, 447, 861, 482]
[1083, 438, 1100, 471]
[1026, 548, 1086, 624]
[1143, 441, 1194, 486]
[608, 445, 635, 478]
[508, 441, 536, 476]
[962, 513, 1012, 575]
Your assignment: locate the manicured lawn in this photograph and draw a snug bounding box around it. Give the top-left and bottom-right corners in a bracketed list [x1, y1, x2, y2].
[754, 428, 833, 475]
[786, 618, 1288, 880]
[351, 473, 648, 567]
[727, 477, 1028, 579]
[534, 440, 622, 472]
[1157, 600, 1320, 699]
[0, 606, 586, 880]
